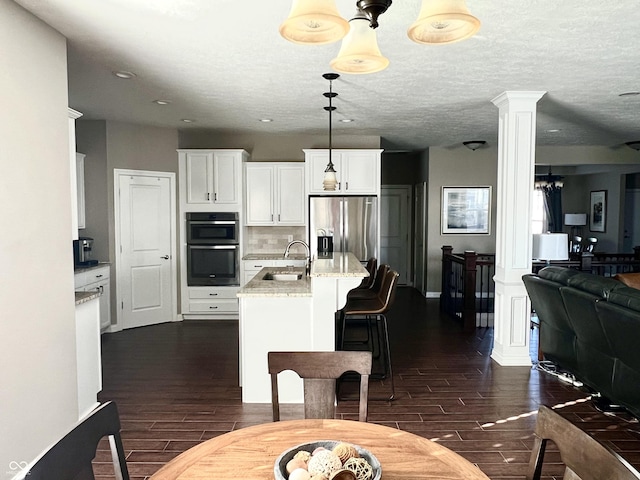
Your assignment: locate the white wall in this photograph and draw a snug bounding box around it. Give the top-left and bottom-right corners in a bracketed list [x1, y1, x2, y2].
[0, 0, 78, 473]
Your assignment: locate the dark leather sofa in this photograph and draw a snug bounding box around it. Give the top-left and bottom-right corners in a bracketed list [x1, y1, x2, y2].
[523, 266, 640, 419]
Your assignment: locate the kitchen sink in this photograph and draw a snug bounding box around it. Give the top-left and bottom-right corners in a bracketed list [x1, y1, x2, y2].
[262, 272, 303, 282]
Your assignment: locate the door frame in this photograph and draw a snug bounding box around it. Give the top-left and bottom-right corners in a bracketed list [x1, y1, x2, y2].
[113, 169, 178, 331]
[381, 185, 413, 286]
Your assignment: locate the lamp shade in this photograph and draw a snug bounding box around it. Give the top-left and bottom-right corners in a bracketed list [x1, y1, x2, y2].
[330, 14, 389, 74]
[407, 0, 481, 45]
[279, 0, 350, 45]
[564, 213, 587, 226]
[532, 233, 569, 261]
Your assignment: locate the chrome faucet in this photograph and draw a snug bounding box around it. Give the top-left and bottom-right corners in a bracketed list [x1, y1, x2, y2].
[284, 240, 310, 274]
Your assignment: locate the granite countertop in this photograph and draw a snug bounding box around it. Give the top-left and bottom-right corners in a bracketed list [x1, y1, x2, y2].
[237, 267, 311, 297]
[242, 253, 307, 261]
[310, 252, 369, 278]
[75, 291, 100, 305]
[74, 262, 111, 273]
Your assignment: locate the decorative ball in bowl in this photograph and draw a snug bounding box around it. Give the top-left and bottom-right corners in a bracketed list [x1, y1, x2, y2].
[274, 440, 381, 480]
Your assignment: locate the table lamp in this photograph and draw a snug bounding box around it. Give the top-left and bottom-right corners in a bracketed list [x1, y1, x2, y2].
[532, 233, 569, 265]
[564, 213, 587, 252]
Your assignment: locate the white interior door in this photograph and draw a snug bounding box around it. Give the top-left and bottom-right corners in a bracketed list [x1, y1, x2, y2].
[116, 171, 176, 330]
[380, 186, 412, 285]
[413, 182, 427, 295]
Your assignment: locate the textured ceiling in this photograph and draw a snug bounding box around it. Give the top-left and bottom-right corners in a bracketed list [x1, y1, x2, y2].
[13, 0, 640, 152]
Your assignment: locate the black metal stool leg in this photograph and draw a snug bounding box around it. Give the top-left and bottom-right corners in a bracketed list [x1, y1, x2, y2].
[378, 313, 395, 400]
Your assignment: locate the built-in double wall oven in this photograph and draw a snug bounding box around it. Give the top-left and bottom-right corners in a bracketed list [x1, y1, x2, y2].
[186, 212, 240, 286]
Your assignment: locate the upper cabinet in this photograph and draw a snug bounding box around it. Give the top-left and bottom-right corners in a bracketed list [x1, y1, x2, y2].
[178, 149, 248, 211]
[68, 108, 83, 240]
[305, 149, 382, 195]
[245, 162, 305, 226]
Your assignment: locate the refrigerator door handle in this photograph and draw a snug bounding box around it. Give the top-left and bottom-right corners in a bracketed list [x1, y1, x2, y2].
[342, 197, 348, 253]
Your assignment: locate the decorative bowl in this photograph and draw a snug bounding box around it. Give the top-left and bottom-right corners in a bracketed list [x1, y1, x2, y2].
[274, 440, 381, 480]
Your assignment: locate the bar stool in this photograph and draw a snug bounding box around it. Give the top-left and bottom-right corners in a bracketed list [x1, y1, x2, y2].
[355, 257, 377, 290]
[339, 268, 399, 400]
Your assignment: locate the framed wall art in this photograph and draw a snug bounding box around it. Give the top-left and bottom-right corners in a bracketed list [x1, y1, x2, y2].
[589, 190, 607, 232]
[441, 186, 491, 234]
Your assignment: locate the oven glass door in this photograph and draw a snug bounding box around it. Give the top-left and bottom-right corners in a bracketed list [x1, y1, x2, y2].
[187, 245, 240, 286]
[187, 221, 238, 244]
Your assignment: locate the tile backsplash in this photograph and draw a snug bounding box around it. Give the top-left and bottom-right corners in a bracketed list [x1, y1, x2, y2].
[245, 226, 306, 254]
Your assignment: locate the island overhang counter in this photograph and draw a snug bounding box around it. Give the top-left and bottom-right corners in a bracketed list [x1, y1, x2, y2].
[237, 252, 368, 403]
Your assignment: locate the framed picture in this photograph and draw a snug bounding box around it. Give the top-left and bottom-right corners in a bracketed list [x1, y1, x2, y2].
[589, 190, 607, 232]
[441, 186, 491, 234]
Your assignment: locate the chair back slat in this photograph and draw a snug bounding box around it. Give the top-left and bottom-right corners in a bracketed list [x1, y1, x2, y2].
[526, 405, 640, 480]
[268, 351, 372, 422]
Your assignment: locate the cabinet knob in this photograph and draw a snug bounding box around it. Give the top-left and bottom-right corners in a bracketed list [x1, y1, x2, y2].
[207, 192, 210, 201]
[345, 181, 349, 190]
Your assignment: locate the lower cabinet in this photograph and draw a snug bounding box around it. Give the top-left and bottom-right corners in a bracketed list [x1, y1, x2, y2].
[75, 264, 111, 331]
[182, 286, 240, 319]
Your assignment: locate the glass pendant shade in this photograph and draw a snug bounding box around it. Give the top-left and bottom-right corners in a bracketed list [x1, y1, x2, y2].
[323, 163, 338, 191]
[280, 0, 350, 45]
[407, 0, 481, 45]
[330, 15, 389, 74]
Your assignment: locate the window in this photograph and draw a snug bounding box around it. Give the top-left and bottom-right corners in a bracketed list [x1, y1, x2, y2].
[532, 189, 547, 234]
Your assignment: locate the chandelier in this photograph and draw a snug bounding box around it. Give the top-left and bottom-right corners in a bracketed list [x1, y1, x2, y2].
[534, 168, 564, 192]
[279, 0, 481, 75]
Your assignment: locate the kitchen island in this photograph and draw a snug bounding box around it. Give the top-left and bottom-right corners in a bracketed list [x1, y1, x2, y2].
[237, 252, 368, 403]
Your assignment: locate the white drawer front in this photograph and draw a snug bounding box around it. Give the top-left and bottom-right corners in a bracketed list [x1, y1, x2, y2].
[188, 300, 238, 313]
[86, 266, 109, 283]
[74, 272, 87, 289]
[188, 287, 238, 299]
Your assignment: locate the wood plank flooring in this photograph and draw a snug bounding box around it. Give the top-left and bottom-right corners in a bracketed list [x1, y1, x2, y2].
[97, 288, 640, 479]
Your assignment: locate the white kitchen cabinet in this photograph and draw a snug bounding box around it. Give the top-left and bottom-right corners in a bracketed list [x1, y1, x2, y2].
[183, 286, 239, 317]
[76, 153, 86, 230]
[245, 162, 305, 226]
[75, 295, 100, 419]
[305, 149, 382, 195]
[69, 108, 83, 240]
[75, 264, 111, 331]
[178, 149, 248, 209]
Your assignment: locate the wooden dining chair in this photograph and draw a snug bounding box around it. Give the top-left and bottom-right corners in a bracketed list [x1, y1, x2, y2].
[527, 405, 640, 480]
[24, 401, 129, 480]
[268, 350, 372, 422]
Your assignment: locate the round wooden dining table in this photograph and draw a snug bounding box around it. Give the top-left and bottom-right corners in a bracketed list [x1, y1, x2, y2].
[150, 419, 490, 480]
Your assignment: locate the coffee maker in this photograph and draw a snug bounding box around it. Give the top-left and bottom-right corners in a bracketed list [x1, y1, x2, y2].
[73, 237, 98, 267]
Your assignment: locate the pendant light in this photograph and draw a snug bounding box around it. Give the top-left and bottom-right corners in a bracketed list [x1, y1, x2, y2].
[280, 0, 350, 45]
[407, 0, 481, 45]
[322, 73, 339, 191]
[330, 9, 390, 75]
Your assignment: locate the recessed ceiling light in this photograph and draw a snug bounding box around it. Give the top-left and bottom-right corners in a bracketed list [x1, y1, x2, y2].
[113, 70, 136, 79]
[153, 99, 171, 105]
[340, 119, 354, 123]
[259, 118, 273, 123]
[546, 129, 561, 133]
[619, 92, 640, 97]
[181, 119, 195, 123]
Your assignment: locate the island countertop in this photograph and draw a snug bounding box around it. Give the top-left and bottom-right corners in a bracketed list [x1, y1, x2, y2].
[310, 252, 369, 278]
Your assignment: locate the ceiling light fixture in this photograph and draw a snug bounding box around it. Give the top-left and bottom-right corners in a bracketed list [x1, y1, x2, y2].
[113, 70, 136, 79]
[279, 0, 350, 45]
[259, 118, 273, 123]
[626, 141, 640, 151]
[153, 99, 171, 105]
[280, 0, 481, 74]
[181, 119, 195, 123]
[534, 167, 563, 191]
[463, 140, 486, 151]
[331, 8, 389, 74]
[322, 73, 339, 191]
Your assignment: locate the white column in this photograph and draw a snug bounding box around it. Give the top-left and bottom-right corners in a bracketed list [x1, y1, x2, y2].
[490, 91, 546, 366]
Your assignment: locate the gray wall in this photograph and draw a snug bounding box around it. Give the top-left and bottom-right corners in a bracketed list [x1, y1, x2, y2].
[0, 0, 79, 469]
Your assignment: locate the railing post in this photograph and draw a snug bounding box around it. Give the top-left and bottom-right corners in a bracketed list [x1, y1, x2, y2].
[463, 251, 478, 332]
[441, 246, 453, 313]
[580, 252, 594, 272]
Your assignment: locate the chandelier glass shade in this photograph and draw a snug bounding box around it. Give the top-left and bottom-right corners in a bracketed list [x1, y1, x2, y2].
[279, 0, 350, 45]
[330, 12, 389, 74]
[408, 0, 481, 45]
[534, 168, 564, 191]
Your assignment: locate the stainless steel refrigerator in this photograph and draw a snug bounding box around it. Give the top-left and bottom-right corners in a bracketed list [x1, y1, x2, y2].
[309, 195, 378, 262]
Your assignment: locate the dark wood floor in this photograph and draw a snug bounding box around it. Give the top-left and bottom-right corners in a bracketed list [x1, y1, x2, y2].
[97, 287, 640, 479]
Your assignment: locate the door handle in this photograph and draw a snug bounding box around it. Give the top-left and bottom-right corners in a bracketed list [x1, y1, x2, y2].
[161, 255, 170, 259]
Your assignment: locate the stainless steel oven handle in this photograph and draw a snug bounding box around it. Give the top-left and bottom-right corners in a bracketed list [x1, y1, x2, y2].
[189, 220, 237, 225]
[189, 245, 238, 250]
